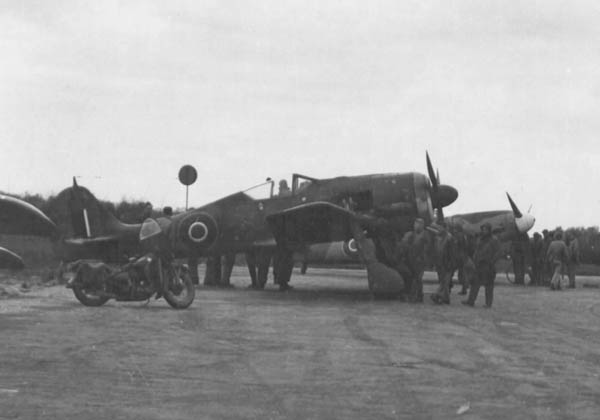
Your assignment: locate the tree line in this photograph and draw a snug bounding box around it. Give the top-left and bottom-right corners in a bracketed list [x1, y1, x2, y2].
[5, 191, 600, 265]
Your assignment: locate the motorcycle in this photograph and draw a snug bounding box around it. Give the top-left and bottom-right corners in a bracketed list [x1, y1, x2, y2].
[66, 218, 195, 309]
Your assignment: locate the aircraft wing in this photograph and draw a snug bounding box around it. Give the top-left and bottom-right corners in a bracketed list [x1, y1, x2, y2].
[266, 202, 355, 247]
[0, 194, 56, 237]
[0, 247, 24, 269]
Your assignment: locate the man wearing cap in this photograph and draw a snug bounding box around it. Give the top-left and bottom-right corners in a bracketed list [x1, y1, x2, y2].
[463, 223, 501, 308]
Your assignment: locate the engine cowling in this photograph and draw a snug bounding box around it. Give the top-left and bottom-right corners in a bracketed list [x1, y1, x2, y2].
[177, 212, 219, 250]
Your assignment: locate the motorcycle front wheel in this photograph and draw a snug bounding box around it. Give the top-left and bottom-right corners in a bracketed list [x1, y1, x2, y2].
[163, 264, 195, 309]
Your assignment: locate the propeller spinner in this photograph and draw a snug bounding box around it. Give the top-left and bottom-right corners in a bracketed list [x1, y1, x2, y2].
[426, 152, 458, 221]
[506, 192, 535, 233]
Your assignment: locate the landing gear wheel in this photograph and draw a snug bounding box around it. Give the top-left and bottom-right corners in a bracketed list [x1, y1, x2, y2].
[163, 264, 195, 309]
[72, 285, 109, 307]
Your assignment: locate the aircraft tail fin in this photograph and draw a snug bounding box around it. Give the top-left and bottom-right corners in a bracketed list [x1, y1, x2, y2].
[68, 178, 126, 238]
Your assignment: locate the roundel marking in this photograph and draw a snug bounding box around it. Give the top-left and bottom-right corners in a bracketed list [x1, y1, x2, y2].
[347, 238, 358, 253]
[188, 221, 209, 243]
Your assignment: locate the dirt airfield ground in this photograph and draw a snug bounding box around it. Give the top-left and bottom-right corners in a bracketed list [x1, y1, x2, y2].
[1, 267, 600, 420]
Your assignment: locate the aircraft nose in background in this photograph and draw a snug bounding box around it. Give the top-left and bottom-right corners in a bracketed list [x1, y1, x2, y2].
[516, 213, 536, 233]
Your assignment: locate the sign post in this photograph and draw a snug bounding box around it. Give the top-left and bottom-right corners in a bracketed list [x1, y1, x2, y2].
[178, 165, 198, 210]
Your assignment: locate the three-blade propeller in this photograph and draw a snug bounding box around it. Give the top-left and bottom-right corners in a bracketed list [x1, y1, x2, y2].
[426, 152, 458, 222]
[506, 192, 536, 233]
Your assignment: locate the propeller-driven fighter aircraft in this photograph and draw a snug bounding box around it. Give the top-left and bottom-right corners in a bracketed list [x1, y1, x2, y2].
[296, 192, 535, 266]
[446, 193, 535, 241]
[57, 154, 458, 295]
[0, 194, 57, 268]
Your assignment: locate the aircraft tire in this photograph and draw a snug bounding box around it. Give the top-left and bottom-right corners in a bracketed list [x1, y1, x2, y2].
[163, 264, 195, 309]
[72, 285, 110, 307]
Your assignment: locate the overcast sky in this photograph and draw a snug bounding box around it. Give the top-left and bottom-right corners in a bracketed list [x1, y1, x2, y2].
[1, 1, 599, 231]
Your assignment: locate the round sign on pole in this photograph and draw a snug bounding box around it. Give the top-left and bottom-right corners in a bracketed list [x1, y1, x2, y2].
[178, 165, 197, 186]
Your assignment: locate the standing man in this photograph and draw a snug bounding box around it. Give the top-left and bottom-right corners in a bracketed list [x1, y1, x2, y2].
[451, 224, 473, 296]
[566, 232, 580, 289]
[430, 222, 456, 305]
[530, 232, 544, 286]
[245, 250, 259, 288]
[541, 229, 553, 286]
[547, 231, 569, 291]
[203, 255, 221, 286]
[463, 223, 501, 308]
[402, 218, 429, 303]
[510, 236, 527, 285]
[274, 247, 294, 291]
[219, 252, 236, 288]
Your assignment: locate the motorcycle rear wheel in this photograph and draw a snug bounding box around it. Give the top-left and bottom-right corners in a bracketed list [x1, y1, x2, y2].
[72, 285, 110, 307]
[163, 264, 195, 309]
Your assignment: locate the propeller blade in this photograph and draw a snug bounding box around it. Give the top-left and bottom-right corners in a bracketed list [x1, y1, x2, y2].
[436, 168, 440, 184]
[506, 192, 523, 218]
[426, 151, 438, 189]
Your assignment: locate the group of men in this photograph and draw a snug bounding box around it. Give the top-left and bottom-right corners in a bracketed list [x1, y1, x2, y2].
[530, 229, 580, 289]
[186, 248, 294, 291]
[372, 218, 502, 307]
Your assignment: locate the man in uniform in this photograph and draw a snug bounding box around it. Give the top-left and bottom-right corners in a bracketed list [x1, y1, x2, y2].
[566, 231, 580, 289]
[203, 255, 221, 286]
[402, 218, 428, 302]
[510, 235, 527, 285]
[245, 250, 259, 288]
[547, 231, 569, 291]
[246, 248, 273, 289]
[278, 180, 291, 197]
[430, 222, 456, 305]
[541, 229, 553, 285]
[463, 223, 501, 308]
[451, 224, 474, 296]
[219, 252, 236, 288]
[530, 232, 544, 286]
[273, 247, 294, 291]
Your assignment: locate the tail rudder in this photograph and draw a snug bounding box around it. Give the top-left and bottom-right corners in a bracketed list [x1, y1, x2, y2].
[69, 177, 123, 238]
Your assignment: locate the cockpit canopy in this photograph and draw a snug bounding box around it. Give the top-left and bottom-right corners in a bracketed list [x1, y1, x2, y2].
[243, 174, 318, 200]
